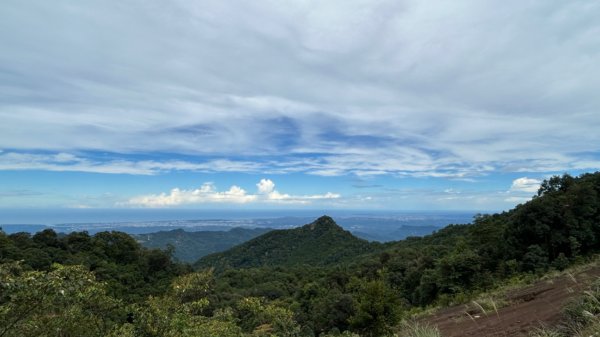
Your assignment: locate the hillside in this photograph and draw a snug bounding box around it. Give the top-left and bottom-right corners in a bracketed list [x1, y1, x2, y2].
[134, 227, 271, 262]
[3, 172, 600, 337]
[195, 215, 381, 270]
[198, 172, 600, 335]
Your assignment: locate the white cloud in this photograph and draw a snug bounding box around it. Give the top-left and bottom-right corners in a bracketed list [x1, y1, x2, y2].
[499, 177, 541, 206]
[257, 178, 275, 194]
[126, 179, 340, 207]
[265, 190, 341, 204]
[126, 183, 257, 207]
[510, 177, 542, 193]
[255, 178, 340, 203]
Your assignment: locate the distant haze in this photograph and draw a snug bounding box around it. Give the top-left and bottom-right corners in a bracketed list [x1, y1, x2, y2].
[0, 209, 475, 242]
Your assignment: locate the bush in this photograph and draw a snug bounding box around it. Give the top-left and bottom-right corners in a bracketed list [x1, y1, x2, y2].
[551, 253, 570, 271]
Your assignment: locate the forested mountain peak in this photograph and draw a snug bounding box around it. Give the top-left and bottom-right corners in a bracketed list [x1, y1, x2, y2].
[300, 215, 353, 237]
[194, 216, 380, 270]
[307, 215, 339, 230]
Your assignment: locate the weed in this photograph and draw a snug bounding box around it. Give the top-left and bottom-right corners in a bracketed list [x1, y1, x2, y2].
[471, 300, 487, 316]
[396, 322, 442, 337]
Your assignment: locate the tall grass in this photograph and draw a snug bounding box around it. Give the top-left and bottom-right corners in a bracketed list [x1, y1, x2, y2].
[396, 322, 442, 337]
[550, 277, 600, 337]
[563, 279, 600, 329]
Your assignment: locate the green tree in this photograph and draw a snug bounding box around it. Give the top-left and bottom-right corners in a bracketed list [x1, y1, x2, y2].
[435, 242, 482, 294]
[0, 262, 124, 337]
[348, 278, 402, 337]
[236, 297, 300, 337]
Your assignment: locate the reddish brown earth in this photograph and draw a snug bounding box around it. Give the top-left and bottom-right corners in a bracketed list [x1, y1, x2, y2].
[423, 266, 600, 337]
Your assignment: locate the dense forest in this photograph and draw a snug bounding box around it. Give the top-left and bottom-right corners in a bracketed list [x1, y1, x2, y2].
[1, 172, 600, 336]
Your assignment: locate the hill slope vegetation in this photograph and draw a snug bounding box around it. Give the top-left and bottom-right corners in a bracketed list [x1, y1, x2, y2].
[195, 215, 382, 269]
[2, 172, 600, 337]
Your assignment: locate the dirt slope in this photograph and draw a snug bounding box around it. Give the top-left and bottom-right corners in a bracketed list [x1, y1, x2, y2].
[424, 265, 600, 337]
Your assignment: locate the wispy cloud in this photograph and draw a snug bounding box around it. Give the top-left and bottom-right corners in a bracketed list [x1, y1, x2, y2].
[0, 189, 44, 198]
[0, 151, 273, 175]
[125, 179, 340, 207]
[0, 0, 599, 179]
[1, 1, 599, 212]
[1, 150, 598, 180]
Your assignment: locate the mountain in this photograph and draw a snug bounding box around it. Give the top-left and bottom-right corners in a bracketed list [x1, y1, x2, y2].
[135, 227, 272, 263]
[194, 215, 381, 270]
[353, 225, 442, 242]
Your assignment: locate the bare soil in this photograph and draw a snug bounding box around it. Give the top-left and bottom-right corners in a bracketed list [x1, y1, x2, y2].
[423, 265, 600, 337]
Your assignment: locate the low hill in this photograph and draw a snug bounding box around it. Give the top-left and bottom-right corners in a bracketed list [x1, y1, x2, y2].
[194, 215, 381, 270]
[134, 227, 272, 263]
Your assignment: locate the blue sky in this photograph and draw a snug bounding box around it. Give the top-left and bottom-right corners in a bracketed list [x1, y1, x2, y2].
[1, 0, 599, 211]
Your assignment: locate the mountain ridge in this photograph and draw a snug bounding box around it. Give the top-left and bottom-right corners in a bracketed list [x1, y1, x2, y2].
[135, 227, 272, 262]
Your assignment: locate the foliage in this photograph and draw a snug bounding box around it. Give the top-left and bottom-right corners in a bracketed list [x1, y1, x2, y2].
[320, 331, 361, 337]
[0, 262, 125, 337]
[0, 229, 190, 302]
[126, 271, 301, 337]
[236, 297, 300, 336]
[348, 278, 402, 337]
[195, 216, 382, 270]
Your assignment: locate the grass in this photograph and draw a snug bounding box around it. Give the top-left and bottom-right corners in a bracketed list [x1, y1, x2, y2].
[531, 276, 600, 337]
[396, 322, 442, 337]
[319, 322, 443, 337]
[528, 326, 563, 337]
[563, 278, 600, 327]
[576, 321, 600, 337]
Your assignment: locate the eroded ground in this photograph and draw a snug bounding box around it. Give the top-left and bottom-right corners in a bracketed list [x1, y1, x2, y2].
[424, 265, 600, 337]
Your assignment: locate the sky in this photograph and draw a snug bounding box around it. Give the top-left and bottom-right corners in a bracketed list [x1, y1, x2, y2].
[1, 0, 599, 212]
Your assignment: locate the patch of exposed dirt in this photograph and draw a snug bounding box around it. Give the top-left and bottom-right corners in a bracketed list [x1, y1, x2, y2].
[423, 265, 600, 337]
